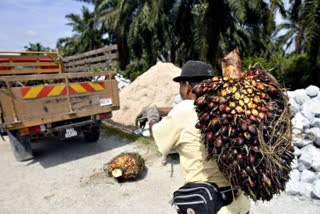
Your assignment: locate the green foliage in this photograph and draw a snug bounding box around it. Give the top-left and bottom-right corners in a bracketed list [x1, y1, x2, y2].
[242, 53, 320, 90]
[24, 42, 54, 52]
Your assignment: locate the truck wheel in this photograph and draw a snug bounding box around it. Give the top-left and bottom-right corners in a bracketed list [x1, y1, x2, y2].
[83, 125, 100, 142]
[8, 130, 33, 161]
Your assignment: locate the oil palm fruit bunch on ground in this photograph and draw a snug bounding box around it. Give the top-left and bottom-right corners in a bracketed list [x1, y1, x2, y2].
[105, 152, 145, 181]
[193, 48, 293, 201]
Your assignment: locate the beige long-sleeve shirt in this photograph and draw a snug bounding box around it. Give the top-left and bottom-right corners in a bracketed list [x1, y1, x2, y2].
[152, 99, 250, 214]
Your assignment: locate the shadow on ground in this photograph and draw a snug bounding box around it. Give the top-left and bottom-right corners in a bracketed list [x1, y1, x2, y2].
[26, 134, 132, 169]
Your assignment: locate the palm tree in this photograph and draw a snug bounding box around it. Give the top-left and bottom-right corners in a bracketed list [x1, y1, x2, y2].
[56, 6, 105, 56]
[24, 42, 54, 52]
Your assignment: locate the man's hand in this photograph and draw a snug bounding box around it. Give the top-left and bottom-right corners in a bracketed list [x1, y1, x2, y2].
[135, 105, 160, 128]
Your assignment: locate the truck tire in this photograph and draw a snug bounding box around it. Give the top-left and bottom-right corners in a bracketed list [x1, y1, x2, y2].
[8, 130, 34, 161]
[83, 125, 100, 142]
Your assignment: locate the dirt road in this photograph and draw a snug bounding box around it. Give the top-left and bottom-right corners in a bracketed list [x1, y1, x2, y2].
[1, 132, 320, 214]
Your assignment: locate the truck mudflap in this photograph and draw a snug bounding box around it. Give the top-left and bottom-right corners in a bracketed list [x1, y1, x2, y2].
[8, 130, 33, 161]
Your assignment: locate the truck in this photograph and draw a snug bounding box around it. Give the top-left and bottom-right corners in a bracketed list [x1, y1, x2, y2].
[0, 45, 120, 161]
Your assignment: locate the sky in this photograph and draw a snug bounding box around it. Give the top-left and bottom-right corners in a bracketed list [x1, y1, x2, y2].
[0, 0, 287, 52]
[0, 0, 93, 51]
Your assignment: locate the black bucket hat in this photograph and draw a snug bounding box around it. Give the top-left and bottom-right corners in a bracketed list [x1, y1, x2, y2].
[173, 60, 214, 82]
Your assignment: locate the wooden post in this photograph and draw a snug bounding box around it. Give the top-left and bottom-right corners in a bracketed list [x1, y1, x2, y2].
[5, 81, 19, 122]
[65, 77, 74, 114]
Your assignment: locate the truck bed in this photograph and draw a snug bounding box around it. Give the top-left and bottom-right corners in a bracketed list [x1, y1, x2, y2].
[0, 72, 119, 130]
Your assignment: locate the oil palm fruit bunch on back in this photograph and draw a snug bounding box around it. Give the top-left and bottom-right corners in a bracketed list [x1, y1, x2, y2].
[105, 152, 145, 181]
[193, 48, 293, 201]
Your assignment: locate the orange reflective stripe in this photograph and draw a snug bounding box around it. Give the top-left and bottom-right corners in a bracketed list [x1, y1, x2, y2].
[21, 82, 105, 98]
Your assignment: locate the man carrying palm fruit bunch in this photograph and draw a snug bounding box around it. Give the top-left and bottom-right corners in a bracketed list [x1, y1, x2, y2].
[136, 60, 251, 214]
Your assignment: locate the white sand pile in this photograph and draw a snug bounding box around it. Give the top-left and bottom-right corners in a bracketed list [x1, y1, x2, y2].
[111, 62, 181, 126]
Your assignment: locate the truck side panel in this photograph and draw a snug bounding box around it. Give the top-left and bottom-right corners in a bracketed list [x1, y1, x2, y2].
[0, 79, 119, 130]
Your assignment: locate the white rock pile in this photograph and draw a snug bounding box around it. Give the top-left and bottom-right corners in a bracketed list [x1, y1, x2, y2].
[115, 73, 131, 91]
[286, 85, 320, 199]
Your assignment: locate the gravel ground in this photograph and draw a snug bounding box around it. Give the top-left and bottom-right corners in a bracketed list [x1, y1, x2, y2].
[1, 132, 320, 214]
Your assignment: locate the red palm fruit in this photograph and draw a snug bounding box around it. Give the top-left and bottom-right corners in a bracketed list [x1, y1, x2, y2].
[241, 169, 248, 177]
[258, 112, 265, 120]
[195, 122, 202, 129]
[252, 109, 258, 116]
[248, 125, 257, 135]
[257, 82, 265, 90]
[252, 137, 258, 145]
[241, 122, 248, 131]
[223, 76, 230, 81]
[230, 128, 237, 137]
[225, 106, 231, 113]
[200, 113, 209, 122]
[247, 88, 253, 94]
[253, 96, 261, 104]
[219, 104, 226, 112]
[267, 104, 274, 111]
[249, 155, 255, 164]
[220, 89, 227, 96]
[222, 118, 229, 125]
[215, 137, 223, 147]
[236, 106, 243, 114]
[208, 102, 215, 108]
[203, 87, 209, 93]
[206, 131, 214, 142]
[261, 106, 266, 112]
[267, 111, 274, 119]
[229, 101, 236, 108]
[247, 70, 255, 76]
[221, 126, 229, 136]
[223, 82, 230, 88]
[221, 113, 227, 119]
[192, 85, 203, 96]
[235, 137, 245, 146]
[212, 96, 220, 103]
[212, 76, 219, 81]
[245, 119, 252, 125]
[197, 97, 206, 106]
[246, 166, 253, 173]
[211, 118, 220, 128]
[237, 153, 244, 162]
[251, 79, 257, 86]
[211, 82, 219, 90]
[244, 132, 252, 141]
[249, 115, 257, 123]
[231, 109, 236, 115]
[252, 146, 259, 152]
[232, 149, 238, 156]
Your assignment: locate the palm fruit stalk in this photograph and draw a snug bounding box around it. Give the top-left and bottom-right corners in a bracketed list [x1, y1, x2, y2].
[193, 48, 293, 201]
[105, 152, 145, 181]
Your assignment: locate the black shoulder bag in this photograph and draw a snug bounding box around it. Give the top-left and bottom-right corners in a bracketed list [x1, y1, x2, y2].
[172, 182, 236, 214]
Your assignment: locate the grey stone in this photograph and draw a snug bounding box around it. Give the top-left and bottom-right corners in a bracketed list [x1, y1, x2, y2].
[306, 85, 319, 97]
[303, 183, 313, 197]
[286, 180, 305, 196]
[298, 161, 310, 171]
[289, 98, 301, 114]
[290, 169, 301, 182]
[312, 157, 320, 172]
[294, 89, 310, 105]
[291, 112, 310, 131]
[299, 152, 313, 169]
[312, 180, 320, 199]
[294, 146, 302, 157]
[291, 158, 298, 169]
[311, 118, 320, 128]
[306, 127, 320, 146]
[301, 100, 320, 121]
[301, 170, 317, 183]
[293, 136, 312, 148]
